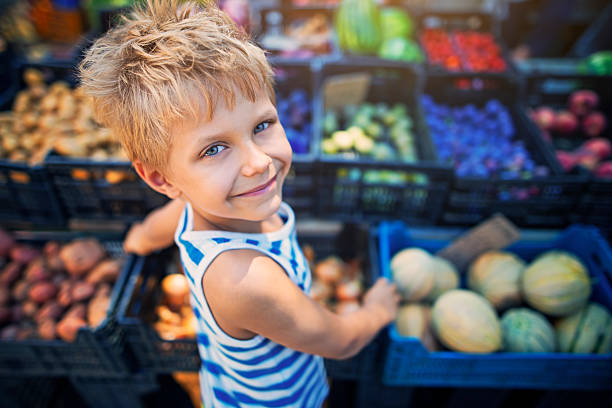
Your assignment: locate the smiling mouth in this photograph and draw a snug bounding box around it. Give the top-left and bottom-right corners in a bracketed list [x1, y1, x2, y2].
[235, 174, 278, 197]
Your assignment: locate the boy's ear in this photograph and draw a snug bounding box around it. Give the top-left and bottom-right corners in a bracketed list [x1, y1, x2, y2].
[133, 160, 181, 199]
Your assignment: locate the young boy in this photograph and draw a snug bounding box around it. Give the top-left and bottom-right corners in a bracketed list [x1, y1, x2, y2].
[80, 1, 399, 406]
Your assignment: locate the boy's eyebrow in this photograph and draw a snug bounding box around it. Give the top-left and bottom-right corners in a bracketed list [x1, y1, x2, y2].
[195, 107, 278, 143]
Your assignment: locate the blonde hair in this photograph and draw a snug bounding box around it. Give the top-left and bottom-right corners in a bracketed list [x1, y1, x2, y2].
[79, 0, 275, 170]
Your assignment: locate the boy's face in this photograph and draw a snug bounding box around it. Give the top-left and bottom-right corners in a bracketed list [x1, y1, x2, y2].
[163, 87, 292, 228]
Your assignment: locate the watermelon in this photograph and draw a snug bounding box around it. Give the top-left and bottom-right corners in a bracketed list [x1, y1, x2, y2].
[556, 302, 612, 354]
[500, 308, 556, 353]
[380, 7, 414, 41]
[335, 0, 382, 55]
[378, 38, 424, 62]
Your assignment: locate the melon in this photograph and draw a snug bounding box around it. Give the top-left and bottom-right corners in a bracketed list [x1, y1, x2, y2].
[500, 308, 556, 353]
[556, 302, 612, 353]
[431, 290, 502, 353]
[335, 0, 382, 55]
[521, 251, 591, 317]
[390, 248, 435, 301]
[468, 251, 525, 311]
[425, 256, 459, 302]
[395, 304, 438, 351]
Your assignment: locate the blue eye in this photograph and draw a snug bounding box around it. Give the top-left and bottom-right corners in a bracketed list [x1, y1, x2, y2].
[254, 121, 271, 134]
[203, 145, 226, 157]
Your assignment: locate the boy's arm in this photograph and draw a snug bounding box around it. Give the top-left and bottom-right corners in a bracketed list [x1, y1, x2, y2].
[123, 198, 185, 255]
[204, 250, 399, 360]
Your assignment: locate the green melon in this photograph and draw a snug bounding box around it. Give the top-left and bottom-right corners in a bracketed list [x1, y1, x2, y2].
[390, 248, 436, 302]
[468, 251, 525, 311]
[521, 251, 591, 317]
[431, 289, 502, 353]
[500, 308, 556, 353]
[556, 302, 612, 354]
[335, 0, 382, 55]
[425, 256, 459, 302]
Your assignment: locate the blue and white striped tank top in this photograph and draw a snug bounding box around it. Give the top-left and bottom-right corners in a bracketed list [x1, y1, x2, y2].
[174, 201, 329, 407]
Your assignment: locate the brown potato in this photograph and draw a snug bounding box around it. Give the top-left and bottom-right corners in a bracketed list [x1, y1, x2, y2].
[23, 69, 44, 87]
[53, 137, 87, 157]
[65, 303, 86, 320]
[36, 300, 63, 322]
[11, 280, 29, 302]
[0, 262, 21, 286]
[59, 239, 105, 277]
[38, 319, 57, 340]
[25, 258, 50, 282]
[86, 259, 120, 284]
[56, 316, 87, 342]
[13, 91, 30, 113]
[10, 245, 40, 265]
[22, 301, 38, 318]
[88, 295, 110, 327]
[71, 281, 95, 302]
[29, 281, 57, 304]
[57, 280, 73, 307]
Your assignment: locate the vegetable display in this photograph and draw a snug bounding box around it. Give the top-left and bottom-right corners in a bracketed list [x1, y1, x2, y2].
[0, 229, 123, 342]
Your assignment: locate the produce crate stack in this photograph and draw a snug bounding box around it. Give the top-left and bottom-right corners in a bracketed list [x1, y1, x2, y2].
[522, 69, 612, 237]
[116, 223, 381, 381]
[315, 57, 453, 224]
[425, 74, 585, 228]
[0, 230, 135, 378]
[377, 222, 612, 389]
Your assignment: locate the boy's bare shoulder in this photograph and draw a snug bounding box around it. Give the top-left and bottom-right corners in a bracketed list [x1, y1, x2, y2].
[204, 249, 286, 300]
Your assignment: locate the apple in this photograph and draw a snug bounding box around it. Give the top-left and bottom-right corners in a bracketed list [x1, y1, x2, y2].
[581, 138, 612, 160]
[554, 110, 578, 134]
[556, 150, 577, 172]
[533, 107, 556, 130]
[582, 112, 607, 137]
[574, 151, 600, 171]
[569, 90, 599, 116]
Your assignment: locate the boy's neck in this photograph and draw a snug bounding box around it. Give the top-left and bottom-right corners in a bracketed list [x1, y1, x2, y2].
[190, 206, 285, 234]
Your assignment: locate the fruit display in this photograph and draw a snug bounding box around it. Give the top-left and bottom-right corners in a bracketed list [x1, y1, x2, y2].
[500, 308, 556, 353]
[153, 273, 197, 341]
[521, 251, 591, 317]
[394, 304, 439, 351]
[421, 95, 550, 179]
[431, 289, 502, 353]
[276, 89, 312, 154]
[0, 69, 126, 164]
[321, 102, 418, 163]
[0, 228, 123, 342]
[391, 248, 438, 302]
[529, 89, 610, 178]
[420, 29, 507, 72]
[260, 11, 333, 58]
[468, 251, 525, 311]
[377, 8, 423, 63]
[556, 302, 612, 354]
[307, 244, 366, 314]
[335, 0, 381, 55]
[424, 256, 459, 302]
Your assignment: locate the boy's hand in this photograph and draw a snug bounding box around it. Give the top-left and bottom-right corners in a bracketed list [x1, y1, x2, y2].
[362, 277, 400, 326]
[123, 222, 153, 255]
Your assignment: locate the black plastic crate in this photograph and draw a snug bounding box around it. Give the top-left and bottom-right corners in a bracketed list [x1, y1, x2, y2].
[117, 223, 380, 380]
[315, 57, 453, 224]
[522, 69, 612, 234]
[417, 10, 517, 77]
[45, 156, 169, 222]
[0, 161, 66, 228]
[70, 372, 158, 408]
[0, 231, 134, 377]
[424, 74, 585, 228]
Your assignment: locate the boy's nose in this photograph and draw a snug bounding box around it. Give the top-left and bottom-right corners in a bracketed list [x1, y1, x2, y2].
[241, 143, 273, 177]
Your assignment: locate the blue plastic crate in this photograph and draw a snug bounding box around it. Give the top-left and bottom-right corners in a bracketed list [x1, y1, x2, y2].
[377, 223, 612, 389]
